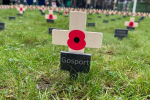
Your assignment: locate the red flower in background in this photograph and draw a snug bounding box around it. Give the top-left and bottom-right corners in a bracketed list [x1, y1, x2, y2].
[67, 30, 86, 50]
[42, 7, 44, 10]
[65, 11, 67, 14]
[129, 22, 134, 27]
[49, 14, 53, 20]
[20, 8, 23, 11]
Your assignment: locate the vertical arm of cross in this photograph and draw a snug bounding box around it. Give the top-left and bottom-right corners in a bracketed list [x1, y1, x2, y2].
[68, 11, 87, 53]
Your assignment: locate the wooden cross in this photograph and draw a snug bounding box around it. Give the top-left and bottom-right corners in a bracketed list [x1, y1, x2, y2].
[136, 12, 139, 16]
[124, 17, 138, 27]
[52, 11, 103, 53]
[58, 7, 61, 12]
[45, 10, 57, 20]
[41, 6, 45, 12]
[92, 9, 95, 14]
[17, 4, 25, 14]
[96, 9, 99, 14]
[64, 9, 68, 16]
[146, 13, 149, 17]
[30, 5, 33, 10]
[101, 10, 104, 14]
[140, 13, 144, 17]
[106, 10, 109, 14]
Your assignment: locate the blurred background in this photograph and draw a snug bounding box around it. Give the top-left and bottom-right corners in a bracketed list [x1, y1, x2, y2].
[0, 0, 150, 12]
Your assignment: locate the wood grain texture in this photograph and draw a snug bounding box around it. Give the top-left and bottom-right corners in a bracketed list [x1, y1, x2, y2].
[69, 11, 86, 31]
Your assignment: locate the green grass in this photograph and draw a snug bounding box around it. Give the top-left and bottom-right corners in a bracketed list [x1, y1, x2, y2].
[0, 9, 150, 100]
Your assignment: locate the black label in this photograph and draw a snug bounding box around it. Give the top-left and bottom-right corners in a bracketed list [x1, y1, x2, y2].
[47, 19, 54, 23]
[139, 17, 144, 21]
[118, 18, 121, 20]
[60, 51, 91, 73]
[49, 27, 61, 34]
[127, 26, 135, 30]
[0, 23, 5, 31]
[59, 12, 63, 15]
[103, 20, 109, 23]
[64, 15, 68, 17]
[111, 19, 115, 21]
[87, 18, 92, 20]
[106, 14, 109, 17]
[41, 12, 45, 15]
[114, 29, 128, 38]
[111, 13, 114, 15]
[89, 13, 92, 15]
[135, 21, 140, 23]
[123, 16, 126, 18]
[87, 23, 95, 27]
[98, 16, 101, 18]
[17, 14, 22, 16]
[9, 16, 16, 20]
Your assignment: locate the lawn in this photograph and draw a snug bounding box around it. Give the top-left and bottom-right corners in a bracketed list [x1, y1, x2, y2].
[0, 9, 150, 100]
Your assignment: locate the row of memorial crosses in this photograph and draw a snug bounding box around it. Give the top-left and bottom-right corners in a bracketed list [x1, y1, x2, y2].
[2, 4, 149, 17]
[4, 5, 149, 17]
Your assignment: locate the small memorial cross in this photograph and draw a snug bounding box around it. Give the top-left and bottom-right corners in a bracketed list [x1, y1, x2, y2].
[124, 17, 138, 30]
[52, 11, 103, 79]
[17, 4, 25, 15]
[45, 10, 57, 23]
[40, 6, 45, 15]
[64, 9, 68, 17]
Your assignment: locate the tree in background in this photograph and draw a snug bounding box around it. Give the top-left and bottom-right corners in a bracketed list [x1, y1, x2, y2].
[145, 0, 150, 12]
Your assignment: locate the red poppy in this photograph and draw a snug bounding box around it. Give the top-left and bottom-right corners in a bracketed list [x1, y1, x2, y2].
[42, 7, 44, 10]
[65, 11, 67, 14]
[67, 30, 86, 50]
[49, 14, 53, 20]
[20, 8, 23, 11]
[129, 22, 134, 27]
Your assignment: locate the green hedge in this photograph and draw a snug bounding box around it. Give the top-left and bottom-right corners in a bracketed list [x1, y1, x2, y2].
[118, 1, 150, 13]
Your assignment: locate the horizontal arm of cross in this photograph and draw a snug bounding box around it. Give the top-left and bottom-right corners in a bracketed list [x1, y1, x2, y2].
[45, 15, 57, 20]
[52, 30, 103, 48]
[124, 21, 138, 27]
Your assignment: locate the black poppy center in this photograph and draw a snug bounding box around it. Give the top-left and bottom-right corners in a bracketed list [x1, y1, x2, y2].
[74, 37, 80, 43]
